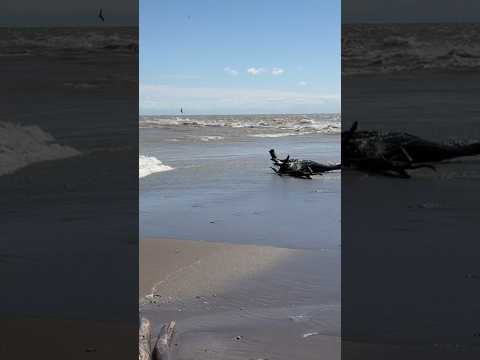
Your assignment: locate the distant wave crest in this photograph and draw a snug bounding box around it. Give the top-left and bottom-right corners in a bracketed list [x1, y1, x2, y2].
[139, 114, 341, 135]
[1, 29, 138, 55]
[0, 122, 80, 176]
[250, 132, 314, 138]
[139, 155, 174, 178]
[343, 24, 480, 75]
[199, 135, 224, 141]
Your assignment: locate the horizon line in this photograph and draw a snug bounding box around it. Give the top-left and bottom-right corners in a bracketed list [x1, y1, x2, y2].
[139, 111, 341, 117]
[343, 20, 480, 25]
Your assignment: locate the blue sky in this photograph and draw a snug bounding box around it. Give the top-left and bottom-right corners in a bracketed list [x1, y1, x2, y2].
[140, 0, 340, 115]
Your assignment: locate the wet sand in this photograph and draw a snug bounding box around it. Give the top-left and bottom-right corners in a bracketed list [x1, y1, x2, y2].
[342, 340, 480, 360]
[140, 238, 340, 360]
[140, 238, 297, 300]
[342, 164, 480, 358]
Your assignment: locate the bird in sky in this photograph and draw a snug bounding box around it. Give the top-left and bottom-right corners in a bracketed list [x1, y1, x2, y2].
[98, 8, 105, 22]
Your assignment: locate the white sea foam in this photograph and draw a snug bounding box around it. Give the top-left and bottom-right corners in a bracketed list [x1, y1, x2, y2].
[139, 155, 174, 178]
[199, 136, 224, 141]
[0, 122, 80, 176]
[382, 35, 418, 48]
[250, 132, 312, 138]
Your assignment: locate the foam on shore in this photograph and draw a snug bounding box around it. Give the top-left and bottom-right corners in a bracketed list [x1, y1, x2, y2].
[0, 122, 80, 176]
[139, 155, 174, 178]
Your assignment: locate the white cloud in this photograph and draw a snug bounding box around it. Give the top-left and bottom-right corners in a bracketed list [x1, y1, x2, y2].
[298, 81, 308, 86]
[247, 67, 265, 76]
[224, 67, 239, 76]
[272, 67, 285, 76]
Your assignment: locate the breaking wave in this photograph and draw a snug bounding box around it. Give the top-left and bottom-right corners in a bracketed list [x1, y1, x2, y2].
[139, 114, 341, 135]
[139, 155, 174, 178]
[250, 132, 313, 138]
[343, 24, 480, 75]
[199, 136, 224, 142]
[1, 28, 138, 55]
[0, 122, 80, 176]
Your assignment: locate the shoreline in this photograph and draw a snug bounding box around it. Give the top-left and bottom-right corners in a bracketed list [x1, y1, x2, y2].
[140, 238, 299, 300]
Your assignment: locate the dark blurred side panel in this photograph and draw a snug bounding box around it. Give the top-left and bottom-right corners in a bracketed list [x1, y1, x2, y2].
[0, 2, 138, 359]
[342, 9, 480, 360]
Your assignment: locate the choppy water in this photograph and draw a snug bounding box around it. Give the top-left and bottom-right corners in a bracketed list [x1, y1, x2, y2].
[140, 113, 340, 137]
[0, 27, 138, 57]
[343, 23, 480, 76]
[139, 113, 340, 179]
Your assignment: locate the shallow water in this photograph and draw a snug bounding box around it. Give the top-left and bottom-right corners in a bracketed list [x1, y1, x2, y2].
[140, 117, 341, 250]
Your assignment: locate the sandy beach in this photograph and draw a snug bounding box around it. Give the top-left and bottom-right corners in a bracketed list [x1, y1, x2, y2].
[140, 238, 296, 299]
[140, 238, 340, 360]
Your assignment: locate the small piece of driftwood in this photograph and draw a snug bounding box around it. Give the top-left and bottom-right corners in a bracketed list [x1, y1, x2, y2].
[139, 317, 176, 360]
[139, 318, 152, 360]
[153, 321, 176, 360]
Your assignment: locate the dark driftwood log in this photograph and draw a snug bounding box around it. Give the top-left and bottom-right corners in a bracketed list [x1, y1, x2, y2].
[139, 318, 176, 360]
[342, 122, 439, 178]
[343, 120, 480, 178]
[269, 149, 341, 179]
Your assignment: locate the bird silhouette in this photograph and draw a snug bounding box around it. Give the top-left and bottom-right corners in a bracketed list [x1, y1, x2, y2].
[98, 8, 105, 22]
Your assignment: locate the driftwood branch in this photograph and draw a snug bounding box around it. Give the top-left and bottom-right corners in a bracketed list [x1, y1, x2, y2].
[139, 318, 176, 360]
[269, 149, 340, 179]
[342, 121, 440, 178]
[139, 318, 152, 360]
[153, 321, 176, 360]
